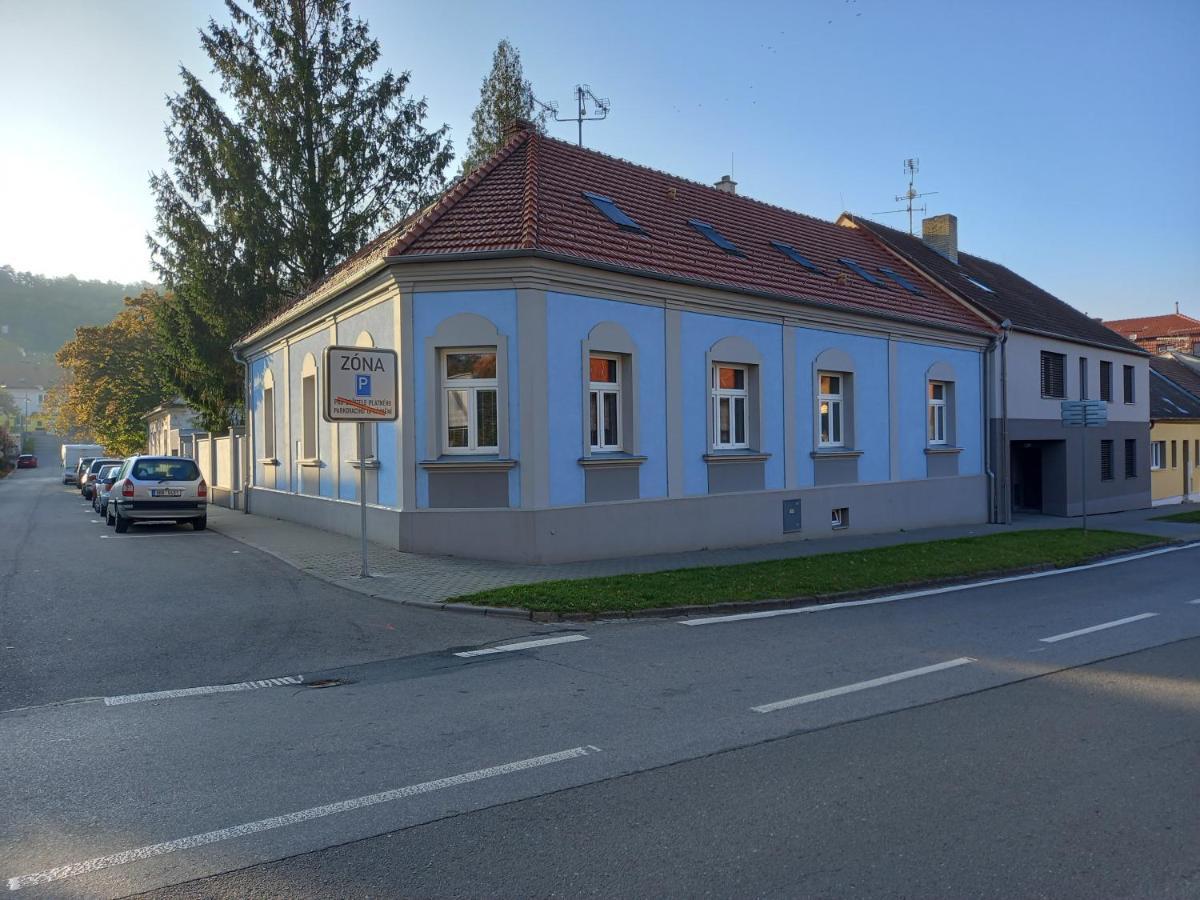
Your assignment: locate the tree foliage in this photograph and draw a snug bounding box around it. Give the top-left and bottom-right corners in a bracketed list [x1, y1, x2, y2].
[150, 0, 453, 430]
[460, 39, 545, 174]
[53, 291, 172, 456]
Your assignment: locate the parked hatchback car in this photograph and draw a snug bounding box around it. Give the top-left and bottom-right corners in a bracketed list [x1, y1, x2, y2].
[73, 457, 97, 487]
[81, 458, 123, 500]
[16, 454, 37, 468]
[109, 456, 207, 533]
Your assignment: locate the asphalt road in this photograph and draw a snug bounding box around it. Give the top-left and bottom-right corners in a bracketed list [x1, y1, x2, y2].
[2, 464, 1198, 898]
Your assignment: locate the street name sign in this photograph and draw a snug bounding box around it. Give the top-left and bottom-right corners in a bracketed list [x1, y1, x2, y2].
[323, 346, 398, 422]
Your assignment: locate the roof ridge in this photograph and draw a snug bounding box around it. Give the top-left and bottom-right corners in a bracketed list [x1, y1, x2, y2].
[531, 130, 855, 234]
[520, 130, 539, 249]
[387, 129, 533, 257]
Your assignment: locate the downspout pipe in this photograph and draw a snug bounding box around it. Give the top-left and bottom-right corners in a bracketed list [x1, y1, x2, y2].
[998, 320, 1013, 525]
[233, 346, 252, 514]
[983, 332, 999, 523]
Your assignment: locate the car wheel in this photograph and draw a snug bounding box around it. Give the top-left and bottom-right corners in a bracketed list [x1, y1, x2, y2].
[192, 517, 207, 531]
[106, 508, 115, 526]
[114, 512, 130, 534]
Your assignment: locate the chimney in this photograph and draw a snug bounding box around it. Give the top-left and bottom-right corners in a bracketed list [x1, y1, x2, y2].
[713, 175, 737, 195]
[922, 213, 958, 264]
[502, 117, 535, 139]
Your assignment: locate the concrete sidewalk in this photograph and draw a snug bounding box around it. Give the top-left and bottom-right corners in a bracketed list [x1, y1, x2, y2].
[205, 502, 1198, 611]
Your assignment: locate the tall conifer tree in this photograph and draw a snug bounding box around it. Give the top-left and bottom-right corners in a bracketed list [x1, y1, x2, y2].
[150, 0, 453, 430]
[460, 39, 545, 174]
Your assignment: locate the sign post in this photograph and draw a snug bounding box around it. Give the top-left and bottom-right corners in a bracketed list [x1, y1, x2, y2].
[1060, 400, 1108, 533]
[324, 346, 399, 577]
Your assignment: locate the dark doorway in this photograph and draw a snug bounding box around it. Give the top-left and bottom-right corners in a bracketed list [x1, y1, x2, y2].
[1011, 442, 1044, 512]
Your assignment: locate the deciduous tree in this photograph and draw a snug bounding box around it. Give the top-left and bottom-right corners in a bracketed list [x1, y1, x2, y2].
[150, 0, 453, 430]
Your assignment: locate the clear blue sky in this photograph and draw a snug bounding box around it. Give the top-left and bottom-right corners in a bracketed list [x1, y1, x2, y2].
[1, 0, 1196, 320]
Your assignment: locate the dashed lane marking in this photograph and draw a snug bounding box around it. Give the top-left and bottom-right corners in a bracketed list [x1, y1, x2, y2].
[751, 657, 976, 714]
[6, 745, 602, 891]
[104, 676, 303, 706]
[1038, 613, 1158, 644]
[454, 634, 589, 657]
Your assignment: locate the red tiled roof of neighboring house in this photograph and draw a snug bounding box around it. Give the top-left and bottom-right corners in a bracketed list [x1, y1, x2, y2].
[240, 125, 993, 344]
[846, 215, 1145, 355]
[1102, 312, 1200, 339]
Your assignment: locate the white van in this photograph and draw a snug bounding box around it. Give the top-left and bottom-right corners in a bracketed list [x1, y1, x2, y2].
[61, 443, 104, 484]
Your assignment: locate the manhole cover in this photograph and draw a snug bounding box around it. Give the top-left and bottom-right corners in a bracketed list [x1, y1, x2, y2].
[303, 678, 345, 689]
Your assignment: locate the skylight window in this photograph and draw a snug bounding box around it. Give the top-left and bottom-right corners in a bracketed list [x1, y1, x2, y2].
[770, 241, 823, 274]
[688, 219, 744, 257]
[837, 258, 885, 287]
[879, 266, 923, 295]
[962, 274, 994, 293]
[582, 191, 645, 234]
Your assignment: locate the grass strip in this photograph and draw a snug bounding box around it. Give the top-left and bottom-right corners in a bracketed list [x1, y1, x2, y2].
[452, 529, 1162, 614]
[1153, 509, 1200, 523]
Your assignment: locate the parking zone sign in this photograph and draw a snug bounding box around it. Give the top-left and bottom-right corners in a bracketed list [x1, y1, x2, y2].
[323, 346, 398, 422]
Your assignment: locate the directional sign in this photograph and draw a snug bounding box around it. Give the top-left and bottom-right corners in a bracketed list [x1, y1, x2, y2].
[1060, 399, 1107, 428]
[323, 346, 398, 422]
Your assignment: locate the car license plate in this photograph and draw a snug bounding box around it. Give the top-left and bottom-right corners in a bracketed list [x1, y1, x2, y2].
[151, 489, 182, 497]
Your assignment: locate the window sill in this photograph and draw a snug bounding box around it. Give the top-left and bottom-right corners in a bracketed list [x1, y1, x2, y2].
[258, 458, 280, 466]
[297, 458, 324, 468]
[346, 458, 380, 469]
[578, 453, 647, 469]
[810, 449, 863, 460]
[924, 446, 963, 455]
[704, 451, 771, 464]
[419, 456, 517, 473]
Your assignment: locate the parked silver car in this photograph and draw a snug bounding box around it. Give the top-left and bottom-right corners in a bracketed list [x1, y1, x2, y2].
[109, 456, 208, 533]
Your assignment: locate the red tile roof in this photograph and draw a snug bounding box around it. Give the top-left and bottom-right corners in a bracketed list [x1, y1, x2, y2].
[242, 126, 993, 343]
[1103, 312, 1200, 338]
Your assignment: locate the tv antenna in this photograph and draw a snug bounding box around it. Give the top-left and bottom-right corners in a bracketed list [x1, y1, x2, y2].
[874, 158, 938, 235]
[533, 84, 610, 147]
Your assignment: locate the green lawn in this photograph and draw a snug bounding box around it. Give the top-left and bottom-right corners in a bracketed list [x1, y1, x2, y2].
[452, 529, 1162, 615]
[1153, 509, 1200, 524]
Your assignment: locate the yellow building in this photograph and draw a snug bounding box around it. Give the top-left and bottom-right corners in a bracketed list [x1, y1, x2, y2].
[1149, 358, 1200, 505]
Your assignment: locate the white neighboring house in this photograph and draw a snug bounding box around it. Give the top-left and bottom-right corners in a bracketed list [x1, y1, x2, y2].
[1, 381, 47, 419]
[144, 401, 202, 456]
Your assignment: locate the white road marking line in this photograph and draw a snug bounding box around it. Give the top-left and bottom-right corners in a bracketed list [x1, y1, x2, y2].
[99, 533, 214, 539]
[682, 542, 1198, 626]
[1188, 599, 1200, 605]
[6, 745, 600, 891]
[104, 676, 303, 706]
[1038, 613, 1158, 644]
[752, 657, 976, 714]
[454, 634, 589, 657]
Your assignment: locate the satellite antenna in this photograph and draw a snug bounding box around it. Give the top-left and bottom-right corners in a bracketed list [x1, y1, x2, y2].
[874, 158, 938, 235]
[533, 84, 610, 147]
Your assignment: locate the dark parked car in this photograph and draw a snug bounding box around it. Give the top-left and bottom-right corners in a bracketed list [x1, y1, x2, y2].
[81, 458, 122, 500]
[92, 464, 123, 515]
[16, 454, 37, 468]
[73, 458, 96, 488]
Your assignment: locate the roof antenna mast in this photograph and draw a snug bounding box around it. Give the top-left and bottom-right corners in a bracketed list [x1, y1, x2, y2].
[874, 158, 938, 235]
[533, 85, 610, 147]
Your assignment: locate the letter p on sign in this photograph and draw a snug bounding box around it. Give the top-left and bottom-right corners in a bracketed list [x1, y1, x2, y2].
[355, 374, 371, 397]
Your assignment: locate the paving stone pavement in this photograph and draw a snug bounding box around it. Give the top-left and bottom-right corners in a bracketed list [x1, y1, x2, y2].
[204, 502, 1198, 612]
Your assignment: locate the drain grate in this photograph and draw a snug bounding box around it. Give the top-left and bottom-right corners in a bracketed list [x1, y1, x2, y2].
[303, 678, 346, 689]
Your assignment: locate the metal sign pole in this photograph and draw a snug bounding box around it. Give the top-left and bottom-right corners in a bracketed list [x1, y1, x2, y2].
[1080, 429, 1088, 534]
[358, 420, 369, 578]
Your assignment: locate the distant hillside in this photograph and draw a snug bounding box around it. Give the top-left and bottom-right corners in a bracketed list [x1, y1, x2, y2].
[0, 265, 152, 357]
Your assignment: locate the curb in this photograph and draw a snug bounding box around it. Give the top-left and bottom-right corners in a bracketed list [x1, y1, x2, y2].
[447, 538, 1183, 622]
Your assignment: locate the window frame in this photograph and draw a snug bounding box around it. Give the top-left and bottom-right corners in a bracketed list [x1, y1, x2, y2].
[1151, 440, 1165, 470]
[817, 371, 846, 449]
[262, 384, 276, 460]
[1100, 439, 1114, 482]
[1100, 360, 1113, 402]
[1124, 438, 1137, 479]
[300, 369, 318, 461]
[441, 347, 500, 455]
[588, 353, 623, 452]
[1040, 351, 1066, 399]
[927, 380, 948, 445]
[1122, 365, 1135, 404]
[711, 363, 750, 451]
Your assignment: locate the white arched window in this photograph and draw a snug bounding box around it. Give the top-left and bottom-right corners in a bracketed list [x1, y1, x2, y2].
[300, 353, 319, 461]
[261, 368, 276, 460]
